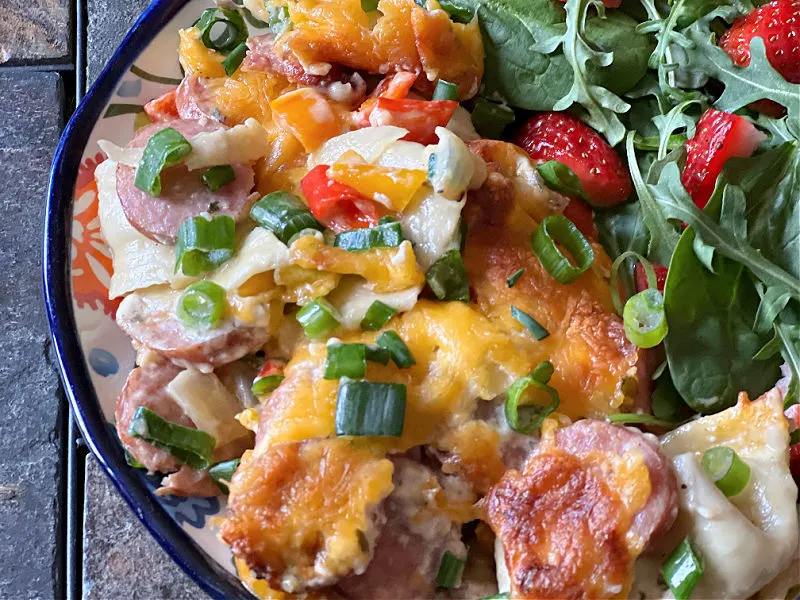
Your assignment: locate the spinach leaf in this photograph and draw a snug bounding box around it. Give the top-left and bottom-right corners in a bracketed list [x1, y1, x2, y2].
[664, 228, 781, 413]
[461, 0, 652, 130]
[596, 200, 649, 299]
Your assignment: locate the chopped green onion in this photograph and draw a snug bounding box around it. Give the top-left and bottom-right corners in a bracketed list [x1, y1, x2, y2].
[481, 595, 510, 600]
[125, 449, 144, 469]
[701, 446, 750, 497]
[128, 407, 216, 470]
[471, 99, 514, 139]
[195, 8, 248, 54]
[438, 0, 474, 23]
[661, 537, 704, 600]
[510, 306, 549, 340]
[360, 300, 397, 330]
[174, 215, 235, 276]
[607, 413, 685, 429]
[326, 343, 368, 379]
[623, 288, 668, 348]
[376, 331, 415, 368]
[506, 268, 525, 288]
[221, 42, 248, 76]
[433, 79, 459, 101]
[335, 380, 407, 437]
[361, 0, 379, 11]
[250, 191, 323, 245]
[436, 551, 466, 588]
[177, 280, 227, 329]
[505, 361, 559, 434]
[531, 215, 594, 284]
[536, 160, 589, 203]
[201, 164, 236, 191]
[296, 298, 341, 340]
[267, 5, 292, 35]
[365, 344, 392, 365]
[609, 251, 658, 315]
[133, 127, 192, 196]
[426, 249, 470, 302]
[334, 220, 404, 251]
[209, 458, 240, 494]
[251, 374, 284, 396]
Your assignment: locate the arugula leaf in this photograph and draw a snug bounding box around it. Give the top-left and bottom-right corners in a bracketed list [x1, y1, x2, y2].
[752, 114, 800, 149]
[775, 304, 800, 407]
[682, 28, 800, 119]
[664, 228, 781, 413]
[596, 200, 649, 299]
[651, 99, 704, 158]
[647, 161, 800, 297]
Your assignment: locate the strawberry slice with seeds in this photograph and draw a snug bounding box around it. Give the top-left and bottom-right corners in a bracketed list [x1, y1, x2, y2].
[681, 109, 766, 209]
[514, 112, 632, 207]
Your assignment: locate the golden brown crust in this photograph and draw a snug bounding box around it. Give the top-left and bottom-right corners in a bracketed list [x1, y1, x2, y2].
[486, 451, 632, 599]
[221, 439, 394, 591]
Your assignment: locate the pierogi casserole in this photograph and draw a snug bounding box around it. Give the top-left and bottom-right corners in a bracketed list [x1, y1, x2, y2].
[95, 0, 800, 597]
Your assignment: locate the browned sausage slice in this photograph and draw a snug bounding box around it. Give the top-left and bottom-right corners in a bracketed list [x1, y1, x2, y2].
[116, 289, 271, 372]
[116, 119, 255, 245]
[175, 75, 221, 121]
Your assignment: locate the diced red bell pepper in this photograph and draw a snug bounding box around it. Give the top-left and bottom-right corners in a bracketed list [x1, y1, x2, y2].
[562, 198, 597, 239]
[368, 98, 458, 145]
[635, 262, 669, 293]
[354, 72, 418, 127]
[300, 165, 387, 233]
[143, 89, 180, 122]
[256, 358, 286, 380]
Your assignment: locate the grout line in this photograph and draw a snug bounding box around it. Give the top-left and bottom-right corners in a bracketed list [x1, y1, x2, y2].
[0, 64, 76, 72]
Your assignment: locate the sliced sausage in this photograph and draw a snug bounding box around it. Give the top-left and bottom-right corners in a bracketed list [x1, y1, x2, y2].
[158, 465, 221, 497]
[115, 355, 188, 474]
[336, 458, 465, 600]
[175, 75, 222, 121]
[116, 288, 271, 373]
[553, 419, 678, 547]
[116, 119, 256, 244]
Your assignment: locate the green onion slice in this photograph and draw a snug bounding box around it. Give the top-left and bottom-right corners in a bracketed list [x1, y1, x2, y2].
[433, 79, 459, 101]
[510, 306, 549, 340]
[506, 268, 525, 288]
[481, 595, 510, 600]
[174, 215, 235, 276]
[195, 8, 248, 54]
[376, 331, 416, 368]
[505, 361, 559, 434]
[125, 449, 144, 469]
[334, 220, 404, 251]
[426, 249, 470, 302]
[609, 250, 658, 316]
[335, 380, 407, 437]
[128, 407, 216, 470]
[661, 537, 704, 600]
[325, 343, 368, 380]
[250, 191, 323, 245]
[607, 413, 685, 429]
[361, 0, 379, 11]
[209, 458, 240, 494]
[360, 300, 397, 330]
[201, 164, 236, 191]
[365, 344, 392, 365]
[296, 298, 341, 340]
[623, 288, 668, 349]
[177, 280, 227, 329]
[536, 160, 589, 203]
[471, 99, 515, 139]
[436, 551, 466, 588]
[701, 446, 751, 497]
[251, 374, 285, 396]
[133, 127, 192, 196]
[221, 41, 248, 76]
[531, 215, 594, 284]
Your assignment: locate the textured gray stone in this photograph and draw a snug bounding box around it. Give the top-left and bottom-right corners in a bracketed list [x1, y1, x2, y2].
[83, 457, 209, 600]
[87, 0, 151, 86]
[0, 72, 65, 600]
[0, 0, 71, 63]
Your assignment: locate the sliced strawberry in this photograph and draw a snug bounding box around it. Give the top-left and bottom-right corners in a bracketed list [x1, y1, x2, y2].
[143, 89, 180, 122]
[634, 262, 668, 293]
[790, 443, 800, 487]
[514, 112, 632, 207]
[681, 109, 766, 209]
[719, 0, 800, 116]
[562, 198, 597, 239]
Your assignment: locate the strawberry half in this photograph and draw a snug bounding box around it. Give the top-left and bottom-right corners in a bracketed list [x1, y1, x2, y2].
[634, 262, 668, 293]
[719, 0, 800, 115]
[514, 112, 632, 207]
[681, 109, 766, 209]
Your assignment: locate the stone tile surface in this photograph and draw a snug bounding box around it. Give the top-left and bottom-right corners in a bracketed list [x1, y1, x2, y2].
[82, 457, 208, 600]
[0, 0, 71, 63]
[0, 72, 65, 600]
[86, 0, 151, 86]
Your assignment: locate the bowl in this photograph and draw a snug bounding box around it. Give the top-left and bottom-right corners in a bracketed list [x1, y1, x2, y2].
[43, 1, 256, 596]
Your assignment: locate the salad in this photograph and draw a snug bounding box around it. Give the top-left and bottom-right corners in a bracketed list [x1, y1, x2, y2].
[94, 0, 800, 598]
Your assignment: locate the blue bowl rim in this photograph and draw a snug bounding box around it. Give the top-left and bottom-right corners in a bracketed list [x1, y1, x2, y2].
[42, 1, 253, 597]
